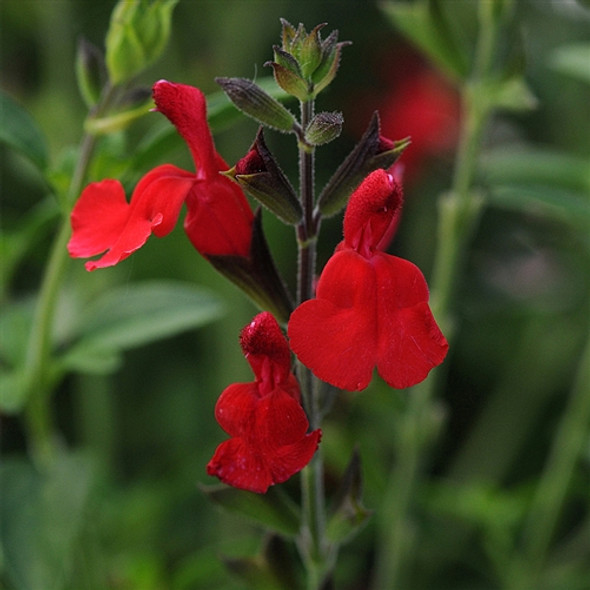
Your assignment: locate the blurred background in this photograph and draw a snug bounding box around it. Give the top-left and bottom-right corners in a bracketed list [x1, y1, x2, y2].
[1, 1, 590, 589]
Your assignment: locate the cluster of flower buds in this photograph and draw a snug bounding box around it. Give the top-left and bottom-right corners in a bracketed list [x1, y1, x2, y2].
[268, 19, 350, 101]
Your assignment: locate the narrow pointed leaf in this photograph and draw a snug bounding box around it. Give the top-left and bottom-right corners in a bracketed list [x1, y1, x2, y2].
[0, 91, 48, 171]
[266, 61, 310, 101]
[326, 449, 372, 544]
[550, 43, 590, 85]
[200, 484, 300, 536]
[61, 281, 224, 374]
[380, 0, 468, 80]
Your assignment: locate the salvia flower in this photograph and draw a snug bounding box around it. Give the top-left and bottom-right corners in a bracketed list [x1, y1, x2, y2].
[288, 169, 448, 391]
[68, 80, 254, 270]
[207, 312, 321, 494]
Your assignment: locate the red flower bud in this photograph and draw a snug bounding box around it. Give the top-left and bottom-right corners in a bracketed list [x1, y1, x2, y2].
[343, 168, 403, 256]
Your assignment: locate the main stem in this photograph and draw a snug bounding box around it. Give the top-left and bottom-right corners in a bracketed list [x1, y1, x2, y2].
[296, 97, 330, 590]
[297, 99, 317, 305]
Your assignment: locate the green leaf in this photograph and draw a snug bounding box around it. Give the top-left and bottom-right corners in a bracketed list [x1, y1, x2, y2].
[84, 98, 153, 135]
[0, 299, 35, 413]
[0, 198, 59, 296]
[481, 148, 590, 194]
[481, 148, 590, 230]
[0, 369, 27, 414]
[550, 43, 590, 85]
[487, 185, 590, 230]
[0, 91, 48, 171]
[200, 484, 300, 537]
[0, 453, 96, 590]
[75, 37, 106, 108]
[326, 449, 372, 544]
[380, 0, 468, 81]
[60, 281, 224, 374]
[223, 536, 301, 590]
[486, 76, 537, 112]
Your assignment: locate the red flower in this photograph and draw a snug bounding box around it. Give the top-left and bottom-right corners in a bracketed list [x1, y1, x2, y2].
[207, 312, 321, 493]
[68, 81, 254, 271]
[288, 169, 448, 391]
[378, 60, 459, 182]
[349, 49, 459, 185]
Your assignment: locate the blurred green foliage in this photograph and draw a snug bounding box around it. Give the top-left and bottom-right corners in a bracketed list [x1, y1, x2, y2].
[1, 1, 590, 589]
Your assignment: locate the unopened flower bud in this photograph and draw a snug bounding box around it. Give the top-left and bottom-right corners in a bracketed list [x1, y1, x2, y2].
[105, 0, 178, 85]
[216, 77, 297, 133]
[229, 128, 301, 225]
[305, 111, 343, 146]
[75, 37, 106, 107]
[275, 19, 350, 99]
[317, 112, 410, 217]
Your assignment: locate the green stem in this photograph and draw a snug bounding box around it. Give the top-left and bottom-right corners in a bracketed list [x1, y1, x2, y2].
[372, 4, 500, 588]
[510, 309, 590, 588]
[371, 376, 442, 589]
[295, 97, 331, 590]
[23, 218, 73, 466]
[23, 84, 116, 469]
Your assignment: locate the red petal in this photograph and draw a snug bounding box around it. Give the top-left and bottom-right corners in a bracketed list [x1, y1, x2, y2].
[268, 429, 321, 485]
[206, 438, 273, 494]
[377, 302, 449, 388]
[373, 252, 430, 308]
[68, 179, 130, 258]
[70, 165, 194, 271]
[214, 382, 257, 437]
[152, 82, 254, 258]
[184, 176, 253, 258]
[289, 250, 378, 391]
[152, 81, 223, 180]
[208, 389, 321, 493]
[374, 254, 448, 388]
[257, 389, 310, 448]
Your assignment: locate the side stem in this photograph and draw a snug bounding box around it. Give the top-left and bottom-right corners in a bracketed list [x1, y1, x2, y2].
[23, 84, 116, 469]
[372, 4, 499, 587]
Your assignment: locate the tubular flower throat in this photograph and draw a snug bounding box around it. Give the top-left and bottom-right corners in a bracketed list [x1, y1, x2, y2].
[288, 169, 448, 391]
[68, 81, 254, 271]
[207, 312, 321, 494]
